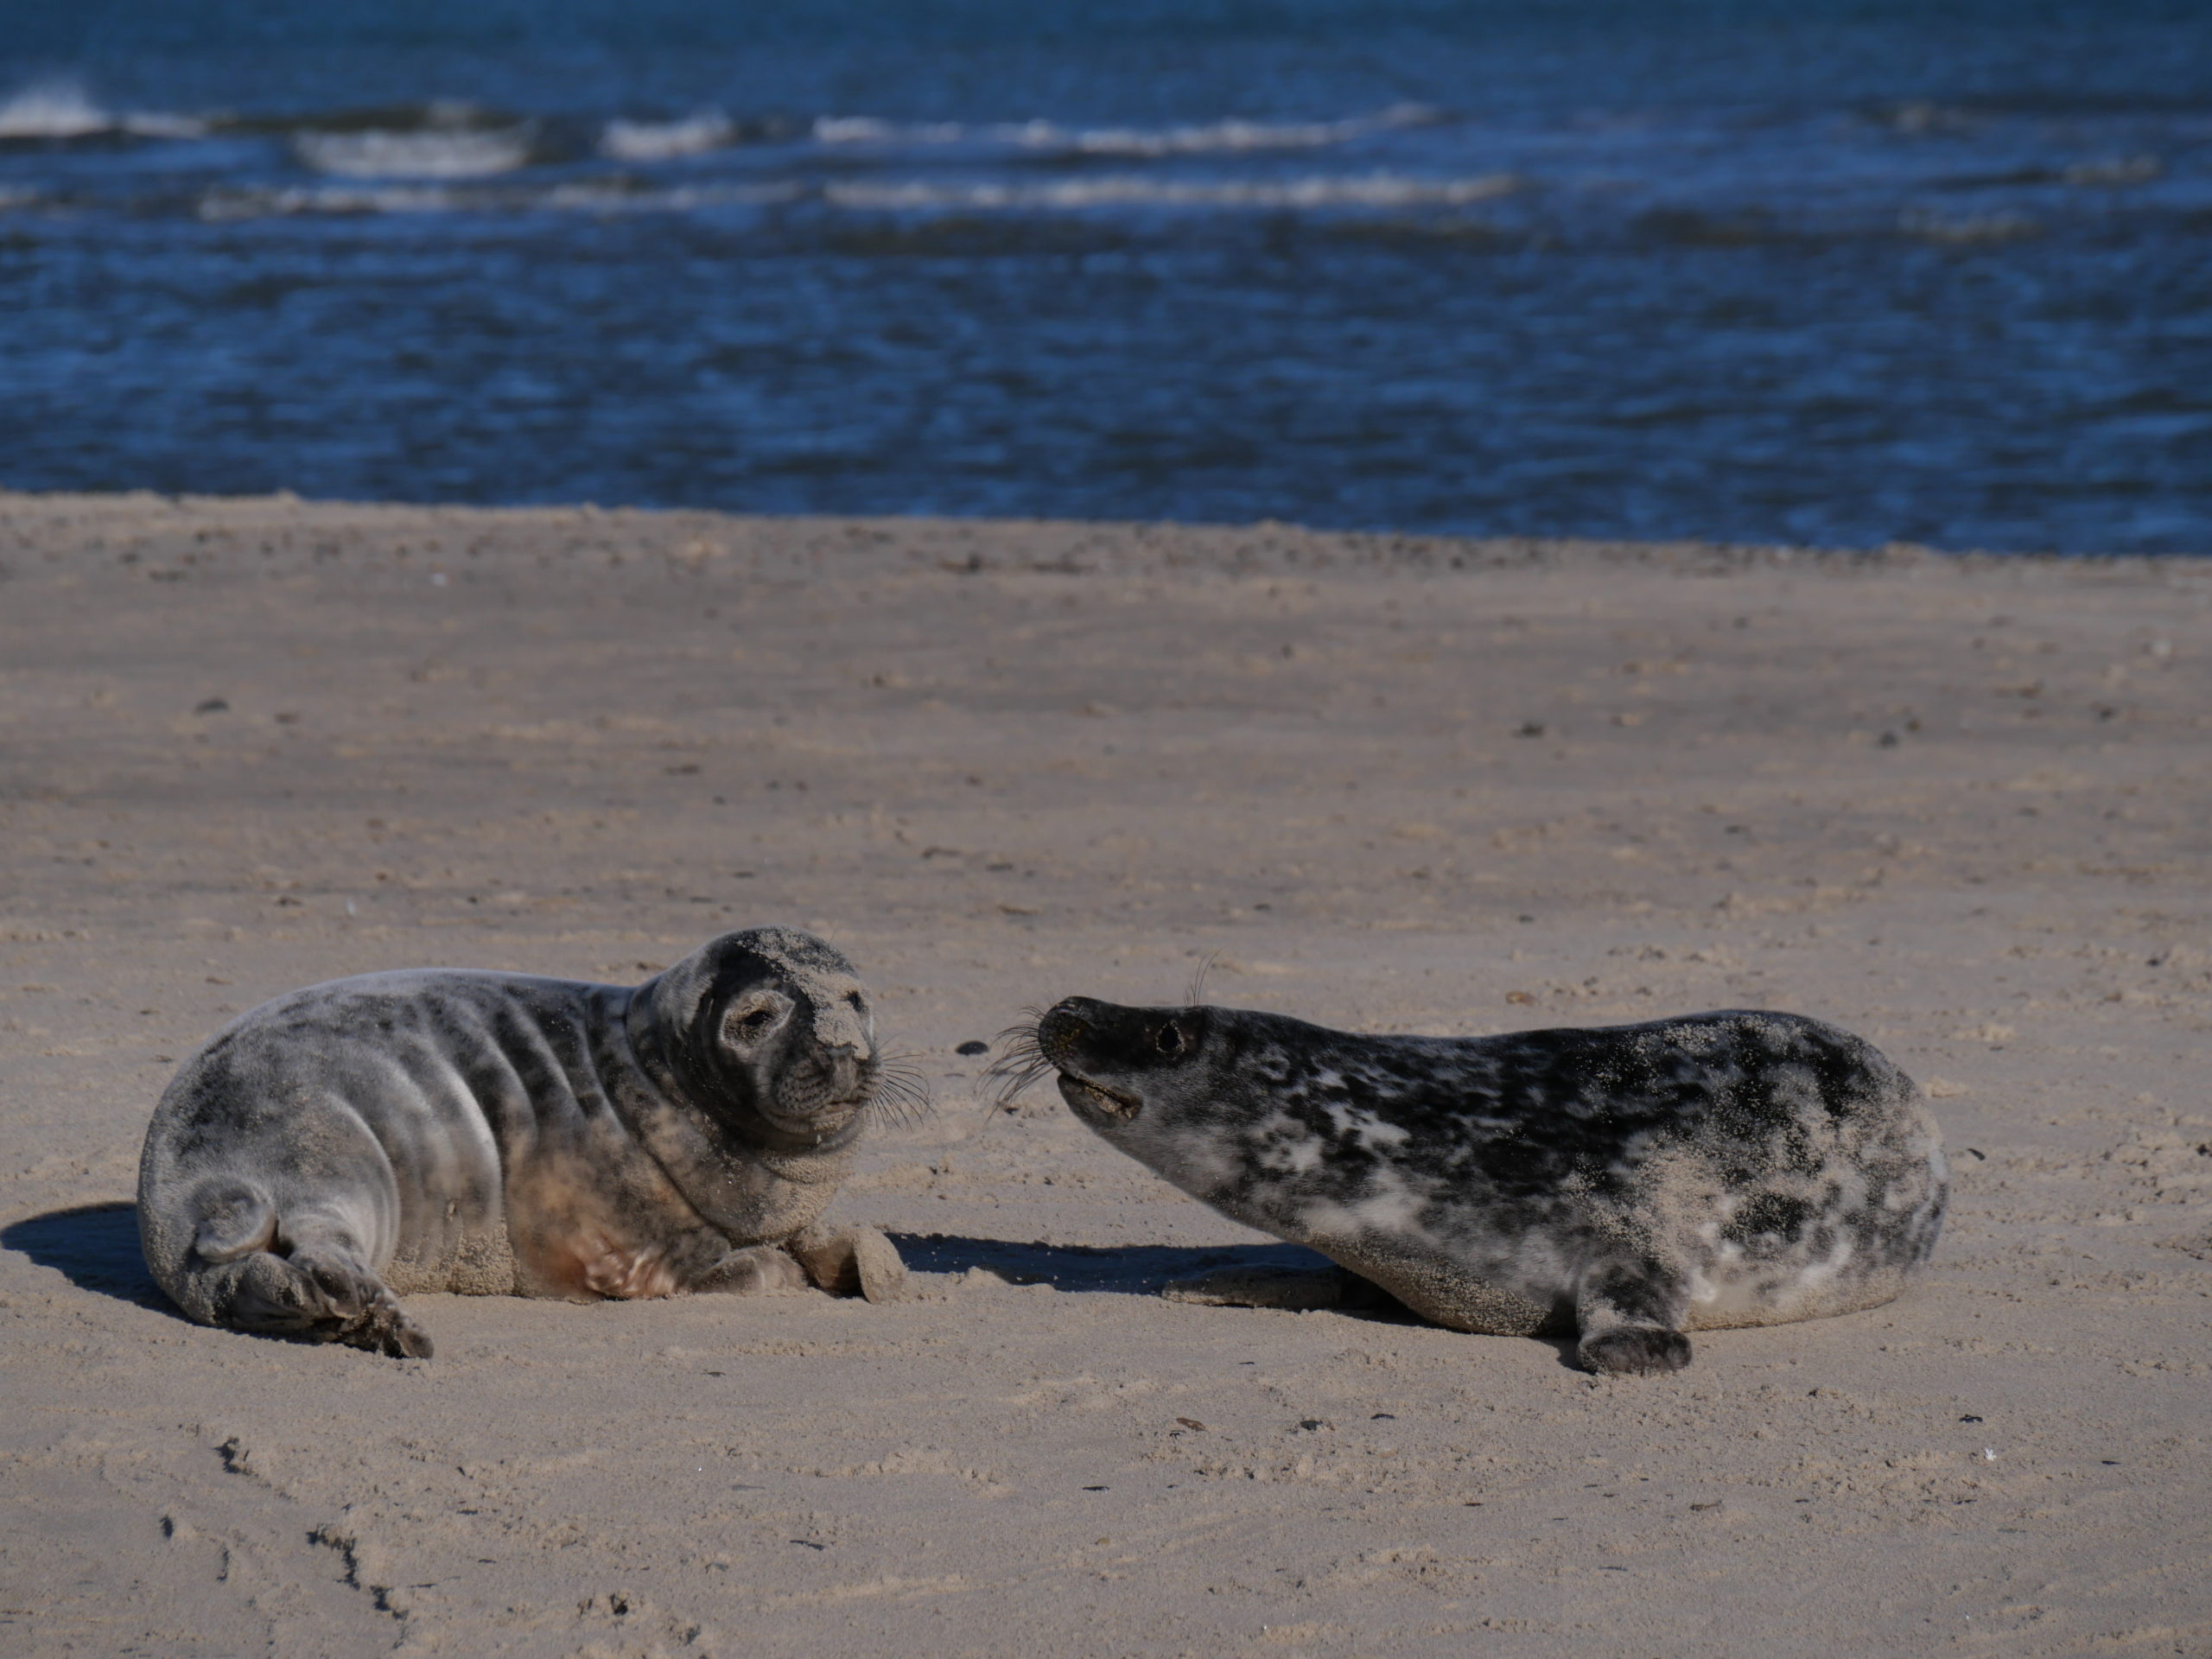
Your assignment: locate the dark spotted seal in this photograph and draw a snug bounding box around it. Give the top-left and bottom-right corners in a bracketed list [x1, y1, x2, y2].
[998, 998, 1946, 1374]
[138, 928, 921, 1358]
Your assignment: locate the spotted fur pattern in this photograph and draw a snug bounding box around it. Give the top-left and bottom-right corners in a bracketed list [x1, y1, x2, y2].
[137, 928, 907, 1358]
[1033, 998, 1948, 1374]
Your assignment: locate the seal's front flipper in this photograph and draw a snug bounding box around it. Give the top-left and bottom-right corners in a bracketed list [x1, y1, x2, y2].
[1574, 1257, 1693, 1376]
[693, 1244, 810, 1297]
[1163, 1263, 1376, 1313]
[791, 1224, 909, 1303]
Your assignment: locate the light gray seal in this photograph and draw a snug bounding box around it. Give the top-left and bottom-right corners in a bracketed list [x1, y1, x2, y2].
[137, 927, 921, 1358]
[995, 997, 1947, 1374]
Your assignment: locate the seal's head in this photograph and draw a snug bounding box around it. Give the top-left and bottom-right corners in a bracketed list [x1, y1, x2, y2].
[1035, 996, 1215, 1125]
[639, 927, 894, 1147]
[995, 995, 1274, 1199]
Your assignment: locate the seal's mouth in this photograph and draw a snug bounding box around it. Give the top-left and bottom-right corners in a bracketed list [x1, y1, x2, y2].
[760, 1069, 876, 1137]
[1058, 1072, 1141, 1121]
[753, 1101, 866, 1149]
[761, 1094, 866, 1125]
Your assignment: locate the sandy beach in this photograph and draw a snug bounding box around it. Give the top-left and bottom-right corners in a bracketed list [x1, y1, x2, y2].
[2, 491, 2208, 1659]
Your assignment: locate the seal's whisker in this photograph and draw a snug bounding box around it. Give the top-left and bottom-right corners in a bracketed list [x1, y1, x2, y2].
[979, 1012, 1053, 1111]
[870, 1048, 931, 1083]
[871, 1072, 932, 1113]
[865, 1052, 934, 1128]
[1186, 950, 1222, 1007]
[865, 1096, 929, 1130]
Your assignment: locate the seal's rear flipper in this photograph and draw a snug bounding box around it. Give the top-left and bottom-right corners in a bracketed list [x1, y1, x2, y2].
[223, 1243, 434, 1360]
[149, 1180, 434, 1358]
[1580, 1326, 1691, 1374]
[1574, 1257, 1693, 1376]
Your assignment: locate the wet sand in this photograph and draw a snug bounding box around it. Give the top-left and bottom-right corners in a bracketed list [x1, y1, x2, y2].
[2, 492, 2208, 1658]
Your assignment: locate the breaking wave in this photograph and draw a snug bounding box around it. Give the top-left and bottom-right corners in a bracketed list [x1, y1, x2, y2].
[813, 115, 968, 145]
[600, 111, 738, 162]
[1011, 104, 1439, 156]
[196, 178, 804, 220]
[811, 103, 1436, 156]
[180, 167, 1525, 222]
[293, 126, 536, 179]
[0, 79, 206, 141]
[0, 81, 107, 139]
[823, 170, 1518, 211]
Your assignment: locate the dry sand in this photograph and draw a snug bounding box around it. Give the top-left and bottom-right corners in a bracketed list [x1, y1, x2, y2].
[1, 493, 2208, 1659]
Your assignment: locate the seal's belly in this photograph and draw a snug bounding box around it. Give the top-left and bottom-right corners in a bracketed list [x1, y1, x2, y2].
[383, 1221, 519, 1297]
[1681, 1255, 1915, 1331]
[375, 1097, 846, 1300]
[499, 1137, 714, 1300]
[1306, 1233, 1561, 1338]
[372, 1109, 721, 1301]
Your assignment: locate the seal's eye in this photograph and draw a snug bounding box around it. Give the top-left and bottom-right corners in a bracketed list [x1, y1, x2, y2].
[736, 1007, 779, 1035]
[1154, 1021, 1185, 1058]
[846, 991, 866, 1013]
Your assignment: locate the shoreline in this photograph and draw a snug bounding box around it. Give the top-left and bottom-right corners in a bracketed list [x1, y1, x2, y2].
[9, 487, 2209, 579]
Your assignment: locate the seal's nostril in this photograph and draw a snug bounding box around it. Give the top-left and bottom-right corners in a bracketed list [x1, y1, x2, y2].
[1038, 1004, 1088, 1048]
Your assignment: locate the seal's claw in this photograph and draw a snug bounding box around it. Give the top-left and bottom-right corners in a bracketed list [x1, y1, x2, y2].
[1578, 1327, 1693, 1376]
[351, 1302, 435, 1360]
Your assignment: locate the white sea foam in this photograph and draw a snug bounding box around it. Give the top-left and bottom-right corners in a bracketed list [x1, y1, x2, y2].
[0, 81, 111, 139]
[811, 104, 1433, 156]
[1007, 103, 1437, 157]
[824, 170, 1518, 212]
[0, 80, 207, 141]
[294, 127, 534, 180]
[600, 111, 736, 162]
[198, 178, 801, 221]
[1009, 116, 1360, 156]
[814, 115, 965, 145]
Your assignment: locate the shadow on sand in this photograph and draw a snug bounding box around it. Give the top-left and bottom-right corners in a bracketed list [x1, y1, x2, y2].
[3, 1211, 1344, 1310]
[3, 1212, 1582, 1360]
[2, 1201, 169, 1311]
[888, 1232, 1585, 1367]
[891, 1232, 1399, 1303]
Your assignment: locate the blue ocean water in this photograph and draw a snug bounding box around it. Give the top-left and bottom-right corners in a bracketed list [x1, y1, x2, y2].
[3, 1, 2209, 553]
